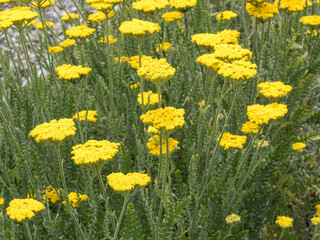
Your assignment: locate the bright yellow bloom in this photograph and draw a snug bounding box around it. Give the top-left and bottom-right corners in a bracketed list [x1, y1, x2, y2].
[218, 133, 247, 150]
[48, 46, 63, 53]
[196, 54, 225, 71]
[55, 64, 92, 81]
[213, 44, 253, 61]
[217, 60, 257, 81]
[140, 107, 185, 135]
[138, 91, 160, 106]
[246, 2, 279, 20]
[65, 24, 95, 38]
[137, 58, 176, 87]
[276, 216, 293, 228]
[88, 11, 106, 23]
[169, 0, 197, 12]
[99, 35, 117, 43]
[6, 199, 45, 222]
[247, 103, 288, 125]
[132, 0, 169, 15]
[0, 198, 4, 206]
[161, 11, 183, 22]
[42, 186, 60, 204]
[300, 15, 320, 26]
[280, 0, 311, 12]
[258, 81, 292, 98]
[72, 110, 98, 122]
[311, 217, 320, 225]
[33, 21, 54, 29]
[130, 83, 139, 89]
[0, 7, 38, 27]
[316, 204, 320, 217]
[107, 172, 151, 192]
[90, 2, 112, 11]
[216, 10, 238, 21]
[71, 139, 120, 170]
[63, 192, 88, 207]
[31, 0, 55, 8]
[226, 214, 241, 223]
[127, 55, 153, 69]
[61, 13, 79, 21]
[105, 0, 123, 4]
[0, 20, 13, 30]
[241, 121, 259, 134]
[59, 39, 76, 47]
[292, 142, 306, 152]
[29, 118, 76, 143]
[156, 42, 171, 52]
[305, 29, 318, 37]
[147, 135, 179, 155]
[147, 126, 159, 135]
[119, 19, 161, 36]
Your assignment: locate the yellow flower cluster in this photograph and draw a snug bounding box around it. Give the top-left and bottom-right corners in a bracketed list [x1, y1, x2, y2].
[147, 135, 179, 155]
[225, 214, 241, 223]
[71, 139, 120, 169]
[63, 192, 88, 207]
[0, 197, 4, 206]
[216, 10, 238, 21]
[55, 64, 92, 81]
[311, 217, 320, 225]
[280, 0, 312, 12]
[32, 20, 54, 29]
[292, 142, 306, 152]
[65, 25, 96, 38]
[300, 15, 320, 26]
[6, 199, 45, 222]
[42, 186, 60, 203]
[130, 83, 139, 90]
[247, 103, 288, 125]
[161, 11, 183, 22]
[88, 11, 106, 23]
[169, 0, 197, 12]
[217, 60, 257, 81]
[316, 204, 320, 217]
[119, 19, 161, 37]
[61, 13, 79, 21]
[99, 35, 117, 44]
[213, 44, 253, 61]
[0, 7, 38, 28]
[29, 118, 76, 143]
[246, 2, 279, 20]
[0, 19, 13, 30]
[137, 58, 176, 87]
[127, 55, 153, 69]
[59, 38, 76, 47]
[218, 133, 247, 150]
[305, 29, 318, 37]
[258, 81, 293, 98]
[31, 0, 55, 8]
[140, 107, 185, 134]
[148, 126, 159, 135]
[276, 216, 293, 228]
[107, 172, 151, 192]
[241, 121, 259, 134]
[72, 110, 98, 122]
[156, 42, 171, 52]
[138, 91, 159, 106]
[48, 46, 63, 53]
[90, 2, 112, 11]
[132, 0, 169, 15]
[196, 54, 225, 71]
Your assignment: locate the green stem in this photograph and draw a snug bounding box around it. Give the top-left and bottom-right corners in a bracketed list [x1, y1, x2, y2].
[114, 195, 130, 240]
[73, 83, 84, 144]
[55, 145, 68, 192]
[24, 222, 33, 240]
[282, 12, 288, 82]
[207, 72, 217, 105]
[138, 41, 144, 107]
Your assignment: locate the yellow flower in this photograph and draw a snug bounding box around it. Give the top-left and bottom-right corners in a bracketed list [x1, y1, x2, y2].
[276, 216, 293, 228]
[138, 91, 160, 106]
[59, 38, 76, 47]
[0, 198, 4, 206]
[61, 13, 79, 21]
[72, 110, 98, 122]
[196, 54, 225, 72]
[127, 55, 153, 69]
[55, 64, 92, 81]
[169, 0, 197, 12]
[48, 46, 63, 53]
[42, 186, 60, 204]
[31, 0, 55, 8]
[147, 126, 159, 135]
[247, 103, 288, 125]
[0, 7, 38, 27]
[63, 192, 88, 207]
[147, 135, 179, 155]
[311, 217, 320, 225]
[29, 118, 76, 143]
[107, 172, 151, 192]
[119, 19, 161, 37]
[137, 58, 176, 87]
[216, 10, 238, 21]
[132, 0, 169, 15]
[246, 2, 279, 20]
[258, 81, 293, 98]
[280, 0, 311, 12]
[156, 42, 171, 52]
[226, 214, 241, 223]
[88, 11, 106, 23]
[104, 0, 123, 4]
[292, 142, 306, 152]
[65, 24, 96, 38]
[218, 133, 247, 150]
[0, 20, 13, 31]
[90, 2, 112, 11]
[71, 139, 120, 170]
[130, 83, 139, 90]
[140, 107, 185, 135]
[316, 204, 320, 217]
[300, 15, 320, 26]
[305, 29, 318, 37]
[99, 35, 117, 44]
[217, 60, 257, 81]
[161, 11, 183, 22]
[33, 21, 54, 29]
[241, 121, 259, 134]
[213, 44, 253, 61]
[6, 199, 45, 222]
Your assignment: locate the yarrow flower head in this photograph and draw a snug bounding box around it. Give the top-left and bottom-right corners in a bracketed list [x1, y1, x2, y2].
[276, 216, 293, 228]
[119, 19, 161, 38]
[6, 199, 45, 222]
[217, 60, 257, 81]
[42, 186, 60, 204]
[63, 192, 88, 207]
[226, 214, 241, 224]
[88, 11, 106, 23]
[246, 1, 279, 20]
[241, 121, 259, 134]
[29, 118, 76, 143]
[0, 7, 38, 28]
[161, 11, 183, 22]
[71, 139, 120, 171]
[61, 13, 79, 21]
[55, 64, 92, 82]
[65, 24, 96, 38]
[32, 20, 54, 29]
[132, 0, 169, 15]
[59, 38, 76, 47]
[48, 46, 63, 53]
[99, 35, 117, 44]
[90, 2, 112, 11]
[196, 54, 225, 71]
[300, 15, 320, 26]
[218, 133, 247, 150]
[311, 217, 320, 225]
[107, 172, 151, 192]
[127, 55, 153, 69]
[169, 0, 197, 12]
[247, 103, 288, 125]
[156, 42, 171, 52]
[72, 110, 98, 122]
[213, 44, 253, 61]
[280, 0, 312, 12]
[31, 0, 55, 8]
[258, 81, 292, 98]
[147, 135, 179, 155]
[137, 58, 176, 87]
[216, 10, 238, 21]
[316, 204, 320, 217]
[138, 91, 160, 106]
[0, 198, 4, 206]
[292, 142, 306, 152]
[140, 107, 185, 135]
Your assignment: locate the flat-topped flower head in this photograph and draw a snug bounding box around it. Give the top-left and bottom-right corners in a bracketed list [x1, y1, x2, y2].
[138, 91, 160, 106]
[90, 2, 112, 11]
[280, 0, 312, 12]
[61, 13, 79, 21]
[148, 126, 160, 135]
[196, 54, 225, 72]
[156, 42, 171, 52]
[137, 58, 176, 87]
[218, 133, 247, 150]
[0, 7, 38, 28]
[132, 0, 169, 15]
[6, 199, 45, 222]
[226, 214, 241, 223]
[30, 118, 76, 143]
[246, 1, 279, 20]
[48, 46, 63, 53]
[119, 19, 161, 37]
[161, 11, 183, 22]
[31, 0, 55, 8]
[276, 216, 293, 228]
[247, 103, 288, 125]
[32, 21, 54, 29]
[72, 110, 98, 122]
[42, 186, 60, 204]
[311, 217, 320, 225]
[88, 11, 106, 23]
[127, 55, 153, 69]
[147, 135, 179, 155]
[169, 0, 197, 12]
[0, 20, 13, 31]
[140, 107, 185, 135]
[71, 139, 120, 170]
[216, 10, 238, 21]
[55, 64, 92, 82]
[107, 172, 151, 192]
[59, 38, 76, 47]
[300, 15, 320, 26]
[63, 192, 88, 207]
[65, 24, 95, 38]
[213, 44, 253, 61]
[292, 142, 306, 152]
[258, 81, 293, 98]
[217, 60, 257, 81]
[0, 198, 4, 206]
[241, 121, 259, 134]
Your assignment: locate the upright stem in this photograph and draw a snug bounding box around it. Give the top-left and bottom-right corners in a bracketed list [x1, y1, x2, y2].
[55, 145, 68, 193]
[24, 222, 33, 240]
[114, 195, 130, 240]
[282, 12, 288, 82]
[73, 84, 84, 144]
[138, 41, 144, 107]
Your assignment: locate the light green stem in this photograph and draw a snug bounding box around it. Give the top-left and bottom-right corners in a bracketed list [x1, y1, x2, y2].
[138, 41, 144, 107]
[24, 222, 33, 240]
[114, 195, 130, 240]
